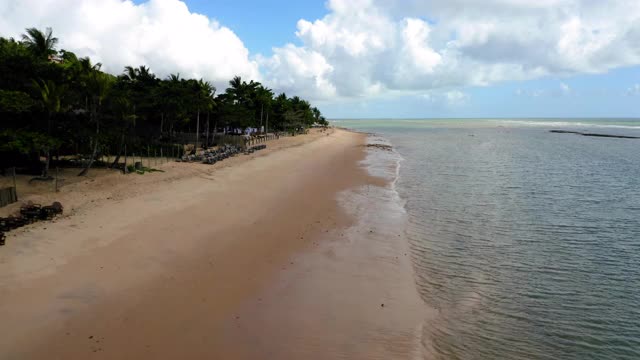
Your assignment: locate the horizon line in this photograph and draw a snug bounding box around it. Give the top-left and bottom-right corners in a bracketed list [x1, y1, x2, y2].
[328, 117, 640, 121]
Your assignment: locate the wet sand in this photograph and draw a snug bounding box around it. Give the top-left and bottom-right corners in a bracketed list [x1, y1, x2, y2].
[0, 128, 426, 359]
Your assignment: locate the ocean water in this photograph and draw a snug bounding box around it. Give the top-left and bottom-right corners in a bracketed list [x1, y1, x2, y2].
[338, 119, 640, 360]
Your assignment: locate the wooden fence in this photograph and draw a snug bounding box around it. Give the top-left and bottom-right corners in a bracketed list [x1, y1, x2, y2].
[0, 187, 17, 207]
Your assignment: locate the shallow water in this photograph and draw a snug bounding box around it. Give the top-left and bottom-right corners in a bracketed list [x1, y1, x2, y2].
[340, 119, 640, 360]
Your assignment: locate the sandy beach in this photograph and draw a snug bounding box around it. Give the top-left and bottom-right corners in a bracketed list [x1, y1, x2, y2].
[0, 128, 426, 359]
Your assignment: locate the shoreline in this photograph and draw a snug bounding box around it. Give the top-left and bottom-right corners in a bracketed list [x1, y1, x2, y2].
[0, 128, 425, 359]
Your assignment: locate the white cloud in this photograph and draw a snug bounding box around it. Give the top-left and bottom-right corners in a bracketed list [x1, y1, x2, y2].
[560, 82, 571, 94]
[261, 0, 640, 100]
[445, 90, 468, 105]
[418, 90, 467, 106]
[0, 0, 259, 89]
[2, 0, 640, 102]
[257, 44, 336, 99]
[628, 84, 640, 96]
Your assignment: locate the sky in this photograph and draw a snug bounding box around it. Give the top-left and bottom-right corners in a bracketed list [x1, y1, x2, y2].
[1, 0, 640, 119]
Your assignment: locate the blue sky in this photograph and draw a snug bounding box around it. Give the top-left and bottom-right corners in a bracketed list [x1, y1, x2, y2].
[178, 0, 327, 55]
[327, 67, 640, 119]
[4, 0, 640, 119]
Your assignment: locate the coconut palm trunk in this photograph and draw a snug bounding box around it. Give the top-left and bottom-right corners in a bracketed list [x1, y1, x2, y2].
[196, 108, 200, 150]
[78, 71, 112, 176]
[213, 120, 218, 145]
[109, 133, 125, 169]
[78, 100, 99, 176]
[42, 112, 52, 178]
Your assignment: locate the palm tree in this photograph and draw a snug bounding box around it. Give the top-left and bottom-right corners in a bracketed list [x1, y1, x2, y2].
[270, 93, 290, 131]
[123, 65, 138, 81]
[227, 76, 243, 103]
[120, 65, 158, 132]
[21, 27, 58, 60]
[188, 79, 216, 149]
[107, 95, 136, 169]
[123, 65, 153, 82]
[254, 85, 273, 133]
[198, 80, 216, 146]
[78, 71, 113, 176]
[136, 66, 154, 82]
[79, 57, 102, 72]
[32, 79, 67, 178]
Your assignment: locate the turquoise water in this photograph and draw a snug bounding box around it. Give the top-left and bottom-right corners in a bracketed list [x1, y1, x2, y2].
[339, 119, 640, 359]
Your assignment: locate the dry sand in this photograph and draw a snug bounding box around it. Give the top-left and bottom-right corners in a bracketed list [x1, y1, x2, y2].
[0, 128, 426, 359]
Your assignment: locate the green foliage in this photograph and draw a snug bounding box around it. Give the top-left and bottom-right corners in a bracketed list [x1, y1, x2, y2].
[0, 129, 61, 154]
[0, 90, 34, 113]
[0, 26, 327, 170]
[32, 79, 67, 114]
[21, 27, 58, 60]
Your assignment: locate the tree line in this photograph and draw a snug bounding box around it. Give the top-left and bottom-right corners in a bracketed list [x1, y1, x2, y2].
[0, 27, 328, 177]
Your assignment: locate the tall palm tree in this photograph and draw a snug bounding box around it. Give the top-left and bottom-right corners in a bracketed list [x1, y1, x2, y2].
[137, 65, 153, 82]
[123, 65, 153, 82]
[123, 65, 138, 81]
[21, 27, 58, 59]
[227, 76, 250, 105]
[228, 76, 242, 97]
[255, 85, 273, 132]
[189, 79, 216, 149]
[107, 94, 135, 169]
[79, 57, 102, 72]
[32, 79, 67, 177]
[198, 80, 216, 146]
[78, 71, 113, 176]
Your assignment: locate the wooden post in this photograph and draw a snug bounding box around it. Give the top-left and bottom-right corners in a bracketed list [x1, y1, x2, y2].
[124, 144, 128, 174]
[160, 147, 163, 164]
[154, 149, 157, 166]
[12, 167, 17, 201]
[196, 109, 200, 151]
[147, 145, 151, 168]
[206, 114, 210, 148]
[55, 167, 59, 192]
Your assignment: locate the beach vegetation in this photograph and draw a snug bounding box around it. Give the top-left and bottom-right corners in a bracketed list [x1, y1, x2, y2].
[0, 27, 328, 175]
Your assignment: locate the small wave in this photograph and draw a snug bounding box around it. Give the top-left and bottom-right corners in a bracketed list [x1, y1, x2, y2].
[362, 135, 405, 184]
[351, 125, 640, 360]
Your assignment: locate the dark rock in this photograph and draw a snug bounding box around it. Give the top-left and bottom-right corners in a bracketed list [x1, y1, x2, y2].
[550, 130, 639, 139]
[364, 143, 393, 151]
